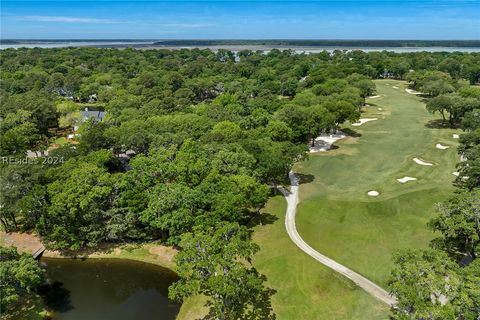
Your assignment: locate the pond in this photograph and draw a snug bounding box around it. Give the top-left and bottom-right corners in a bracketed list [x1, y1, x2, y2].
[40, 258, 180, 320]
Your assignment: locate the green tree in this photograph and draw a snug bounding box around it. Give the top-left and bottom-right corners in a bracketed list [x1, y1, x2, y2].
[169, 223, 275, 320]
[0, 164, 47, 231]
[266, 120, 293, 142]
[208, 121, 242, 143]
[77, 118, 112, 154]
[38, 152, 116, 250]
[456, 130, 480, 190]
[462, 109, 480, 131]
[457, 259, 480, 318]
[0, 247, 45, 313]
[275, 104, 310, 143]
[2, 90, 57, 135]
[426, 95, 452, 123]
[388, 249, 461, 320]
[422, 79, 455, 97]
[56, 101, 82, 131]
[429, 191, 480, 260]
[0, 110, 42, 155]
[141, 183, 199, 244]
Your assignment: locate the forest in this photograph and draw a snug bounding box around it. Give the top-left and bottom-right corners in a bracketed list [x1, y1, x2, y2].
[0, 47, 479, 319]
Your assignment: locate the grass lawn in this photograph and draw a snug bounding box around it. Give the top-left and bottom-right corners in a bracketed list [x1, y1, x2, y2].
[52, 136, 70, 146]
[294, 80, 459, 286]
[252, 196, 389, 319]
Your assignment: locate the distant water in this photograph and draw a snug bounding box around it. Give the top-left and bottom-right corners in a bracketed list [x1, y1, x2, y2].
[1, 41, 480, 53]
[297, 47, 480, 53]
[0, 41, 152, 49]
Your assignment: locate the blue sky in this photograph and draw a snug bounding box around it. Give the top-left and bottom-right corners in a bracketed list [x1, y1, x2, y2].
[1, 1, 479, 39]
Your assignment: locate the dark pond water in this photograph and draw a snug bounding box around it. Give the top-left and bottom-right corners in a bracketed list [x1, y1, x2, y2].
[40, 258, 180, 320]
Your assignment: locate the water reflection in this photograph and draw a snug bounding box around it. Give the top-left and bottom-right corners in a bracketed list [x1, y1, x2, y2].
[41, 258, 180, 320]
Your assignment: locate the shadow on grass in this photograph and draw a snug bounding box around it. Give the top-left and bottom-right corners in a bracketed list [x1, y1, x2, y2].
[247, 211, 278, 228]
[296, 173, 315, 184]
[200, 276, 277, 320]
[425, 119, 456, 129]
[342, 128, 362, 137]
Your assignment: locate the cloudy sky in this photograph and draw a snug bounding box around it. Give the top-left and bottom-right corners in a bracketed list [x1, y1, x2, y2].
[1, 0, 479, 39]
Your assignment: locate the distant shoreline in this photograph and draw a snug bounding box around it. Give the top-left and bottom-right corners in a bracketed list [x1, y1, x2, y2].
[2, 39, 480, 52]
[2, 39, 480, 47]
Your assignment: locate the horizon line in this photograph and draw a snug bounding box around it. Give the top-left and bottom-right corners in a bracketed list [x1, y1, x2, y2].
[3, 38, 480, 41]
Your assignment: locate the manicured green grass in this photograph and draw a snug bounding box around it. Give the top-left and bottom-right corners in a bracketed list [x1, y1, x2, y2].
[50, 136, 77, 147]
[176, 295, 209, 320]
[253, 196, 389, 320]
[294, 80, 459, 286]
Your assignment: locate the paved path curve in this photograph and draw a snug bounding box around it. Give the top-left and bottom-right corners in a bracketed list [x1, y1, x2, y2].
[279, 171, 397, 307]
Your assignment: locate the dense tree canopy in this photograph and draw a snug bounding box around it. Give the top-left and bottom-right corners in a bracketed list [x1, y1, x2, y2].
[1, 47, 479, 318]
[169, 223, 275, 320]
[0, 247, 45, 313]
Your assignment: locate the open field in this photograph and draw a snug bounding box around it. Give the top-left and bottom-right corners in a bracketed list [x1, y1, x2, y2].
[294, 80, 459, 286]
[252, 196, 389, 319]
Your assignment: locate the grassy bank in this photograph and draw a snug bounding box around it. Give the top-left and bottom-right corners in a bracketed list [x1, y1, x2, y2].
[295, 80, 459, 286]
[43, 241, 177, 270]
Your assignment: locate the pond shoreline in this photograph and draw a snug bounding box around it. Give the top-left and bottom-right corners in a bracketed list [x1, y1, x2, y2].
[1, 231, 192, 319]
[1, 232, 209, 319]
[0, 231, 177, 270]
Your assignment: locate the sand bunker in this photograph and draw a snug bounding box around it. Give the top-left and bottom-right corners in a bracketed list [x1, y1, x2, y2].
[405, 88, 423, 95]
[367, 95, 381, 99]
[352, 118, 378, 126]
[413, 158, 433, 166]
[436, 143, 449, 150]
[367, 190, 379, 196]
[309, 131, 346, 153]
[392, 86, 399, 89]
[397, 176, 417, 183]
[452, 172, 460, 177]
[452, 134, 460, 139]
[377, 107, 383, 111]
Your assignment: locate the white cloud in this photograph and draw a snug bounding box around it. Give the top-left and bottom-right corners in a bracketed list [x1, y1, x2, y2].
[15, 15, 115, 24]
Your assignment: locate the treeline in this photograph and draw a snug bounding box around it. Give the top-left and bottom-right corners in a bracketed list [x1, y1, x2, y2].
[154, 39, 480, 48]
[388, 79, 480, 319]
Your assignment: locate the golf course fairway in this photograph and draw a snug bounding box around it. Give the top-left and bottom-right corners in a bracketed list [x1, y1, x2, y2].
[295, 79, 459, 286]
[253, 196, 389, 319]
[253, 79, 459, 319]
